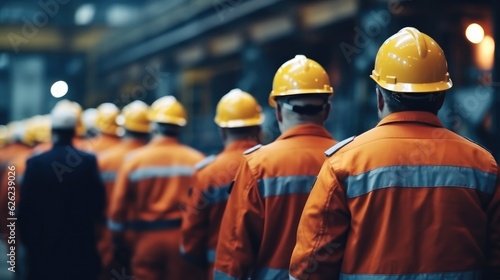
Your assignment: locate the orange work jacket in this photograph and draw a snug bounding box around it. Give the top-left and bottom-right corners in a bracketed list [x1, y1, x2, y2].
[181, 140, 258, 272]
[90, 134, 121, 153]
[290, 111, 500, 280]
[214, 124, 336, 279]
[108, 137, 204, 233]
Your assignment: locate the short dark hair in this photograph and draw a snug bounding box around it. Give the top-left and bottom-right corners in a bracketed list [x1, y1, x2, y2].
[125, 129, 150, 140]
[155, 123, 181, 137]
[275, 94, 329, 116]
[224, 126, 260, 138]
[378, 87, 445, 114]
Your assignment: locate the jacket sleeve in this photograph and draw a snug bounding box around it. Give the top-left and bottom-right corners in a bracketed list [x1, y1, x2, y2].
[108, 161, 134, 233]
[180, 172, 210, 266]
[88, 155, 105, 222]
[289, 160, 350, 280]
[214, 159, 264, 279]
[485, 168, 500, 279]
[18, 158, 42, 250]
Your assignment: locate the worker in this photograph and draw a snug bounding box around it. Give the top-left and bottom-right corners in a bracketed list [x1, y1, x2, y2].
[289, 27, 500, 280]
[92, 103, 122, 153]
[181, 89, 264, 279]
[108, 95, 205, 280]
[214, 55, 338, 279]
[97, 100, 151, 279]
[0, 121, 33, 167]
[32, 100, 91, 154]
[0, 115, 51, 279]
[18, 104, 105, 280]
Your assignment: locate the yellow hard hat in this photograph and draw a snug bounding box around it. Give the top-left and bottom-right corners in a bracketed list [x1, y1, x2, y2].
[370, 27, 453, 93]
[147, 96, 187, 126]
[215, 89, 264, 128]
[22, 117, 40, 146]
[118, 100, 150, 133]
[0, 125, 8, 147]
[96, 103, 120, 136]
[53, 100, 86, 136]
[269, 54, 333, 107]
[35, 115, 51, 143]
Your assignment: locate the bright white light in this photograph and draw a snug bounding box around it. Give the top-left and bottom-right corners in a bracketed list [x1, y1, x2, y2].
[476, 35, 495, 71]
[51, 81, 68, 98]
[106, 5, 137, 26]
[75, 4, 95, 25]
[466, 23, 484, 44]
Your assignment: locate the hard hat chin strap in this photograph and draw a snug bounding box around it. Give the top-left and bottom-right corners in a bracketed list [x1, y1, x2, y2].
[281, 102, 327, 116]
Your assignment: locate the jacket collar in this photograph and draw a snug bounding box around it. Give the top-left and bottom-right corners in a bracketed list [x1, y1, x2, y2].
[377, 111, 443, 128]
[224, 139, 259, 152]
[149, 136, 179, 147]
[277, 123, 332, 141]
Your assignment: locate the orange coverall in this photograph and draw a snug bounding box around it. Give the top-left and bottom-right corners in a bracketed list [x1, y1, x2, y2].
[97, 139, 147, 279]
[214, 124, 337, 279]
[108, 137, 205, 280]
[0, 153, 29, 241]
[91, 134, 121, 153]
[181, 139, 259, 279]
[290, 111, 500, 280]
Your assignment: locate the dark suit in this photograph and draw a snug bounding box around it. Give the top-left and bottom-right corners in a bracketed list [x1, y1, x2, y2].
[18, 142, 105, 280]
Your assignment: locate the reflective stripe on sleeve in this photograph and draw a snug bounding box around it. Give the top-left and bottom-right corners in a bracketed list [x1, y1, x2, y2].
[257, 175, 317, 198]
[129, 166, 194, 182]
[100, 171, 117, 183]
[345, 165, 497, 198]
[203, 184, 231, 205]
[213, 270, 239, 280]
[107, 219, 126, 232]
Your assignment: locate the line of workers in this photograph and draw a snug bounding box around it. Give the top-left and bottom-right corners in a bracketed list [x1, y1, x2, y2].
[1, 27, 500, 280]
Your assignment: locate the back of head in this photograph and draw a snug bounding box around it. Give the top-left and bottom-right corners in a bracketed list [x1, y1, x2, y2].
[215, 88, 264, 142]
[147, 96, 187, 137]
[371, 27, 453, 114]
[96, 103, 120, 136]
[118, 100, 151, 139]
[270, 55, 333, 129]
[53, 99, 86, 137]
[51, 105, 77, 142]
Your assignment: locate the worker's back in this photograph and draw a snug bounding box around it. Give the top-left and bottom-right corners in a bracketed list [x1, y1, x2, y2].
[292, 111, 499, 279]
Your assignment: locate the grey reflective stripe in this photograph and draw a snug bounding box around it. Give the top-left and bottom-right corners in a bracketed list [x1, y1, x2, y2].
[100, 171, 117, 182]
[339, 270, 482, 280]
[253, 267, 288, 279]
[289, 275, 299, 280]
[203, 184, 231, 205]
[345, 165, 498, 198]
[258, 176, 317, 198]
[213, 270, 238, 280]
[129, 166, 194, 182]
[206, 249, 215, 263]
[107, 219, 126, 232]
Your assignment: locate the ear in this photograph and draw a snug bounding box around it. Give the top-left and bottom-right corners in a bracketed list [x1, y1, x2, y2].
[219, 127, 227, 142]
[275, 104, 283, 123]
[377, 88, 385, 112]
[323, 103, 331, 122]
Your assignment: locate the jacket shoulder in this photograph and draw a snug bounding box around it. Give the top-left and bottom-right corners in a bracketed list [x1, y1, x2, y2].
[243, 144, 262, 155]
[324, 136, 356, 157]
[194, 155, 217, 171]
[462, 136, 492, 155]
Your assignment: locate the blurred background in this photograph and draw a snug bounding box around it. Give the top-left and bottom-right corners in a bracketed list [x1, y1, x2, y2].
[0, 0, 498, 157]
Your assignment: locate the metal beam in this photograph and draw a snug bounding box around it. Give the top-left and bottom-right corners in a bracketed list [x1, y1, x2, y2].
[98, 0, 284, 73]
